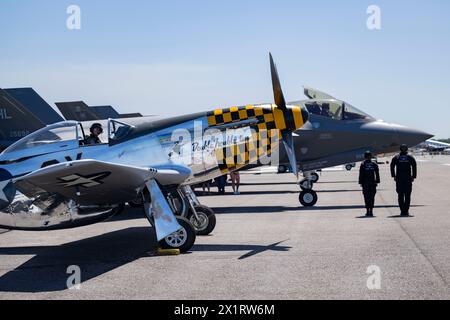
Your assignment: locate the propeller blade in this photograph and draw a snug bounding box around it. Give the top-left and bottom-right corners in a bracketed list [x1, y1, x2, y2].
[270, 53, 287, 110]
[281, 131, 298, 178]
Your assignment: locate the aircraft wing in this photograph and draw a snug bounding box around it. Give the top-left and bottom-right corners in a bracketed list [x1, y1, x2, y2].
[13, 160, 192, 205]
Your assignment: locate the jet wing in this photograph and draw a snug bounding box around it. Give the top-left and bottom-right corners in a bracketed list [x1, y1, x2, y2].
[13, 160, 191, 205]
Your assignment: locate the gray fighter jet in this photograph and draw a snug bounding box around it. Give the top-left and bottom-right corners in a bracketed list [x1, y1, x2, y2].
[274, 87, 432, 206]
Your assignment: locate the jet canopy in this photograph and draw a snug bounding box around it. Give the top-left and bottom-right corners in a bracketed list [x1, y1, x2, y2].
[291, 99, 373, 122]
[2, 121, 83, 155]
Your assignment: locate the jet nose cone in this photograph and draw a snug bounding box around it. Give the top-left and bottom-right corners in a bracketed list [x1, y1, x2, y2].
[396, 126, 433, 147]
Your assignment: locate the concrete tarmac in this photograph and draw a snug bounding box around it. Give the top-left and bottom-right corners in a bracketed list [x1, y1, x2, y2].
[0, 157, 449, 300]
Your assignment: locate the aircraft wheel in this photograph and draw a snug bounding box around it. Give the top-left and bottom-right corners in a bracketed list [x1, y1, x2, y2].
[299, 190, 318, 207]
[188, 205, 216, 236]
[299, 179, 313, 191]
[345, 164, 353, 171]
[159, 217, 196, 253]
[310, 172, 320, 183]
[278, 165, 288, 174]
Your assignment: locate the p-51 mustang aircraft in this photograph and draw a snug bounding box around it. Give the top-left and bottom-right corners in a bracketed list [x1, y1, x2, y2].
[0, 55, 308, 253]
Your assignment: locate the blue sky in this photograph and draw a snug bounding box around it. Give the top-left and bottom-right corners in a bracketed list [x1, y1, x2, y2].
[1, 0, 449, 137]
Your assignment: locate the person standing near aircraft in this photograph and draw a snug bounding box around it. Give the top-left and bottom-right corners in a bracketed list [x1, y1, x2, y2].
[85, 123, 103, 145]
[359, 151, 380, 217]
[216, 174, 228, 195]
[391, 144, 417, 216]
[230, 171, 241, 195]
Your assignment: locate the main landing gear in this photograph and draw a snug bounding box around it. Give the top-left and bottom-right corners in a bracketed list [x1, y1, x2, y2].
[129, 185, 217, 236]
[298, 171, 319, 207]
[167, 186, 217, 236]
[142, 180, 196, 253]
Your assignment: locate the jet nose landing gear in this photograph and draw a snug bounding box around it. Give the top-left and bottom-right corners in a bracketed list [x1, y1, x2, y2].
[298, 171, 319, 207]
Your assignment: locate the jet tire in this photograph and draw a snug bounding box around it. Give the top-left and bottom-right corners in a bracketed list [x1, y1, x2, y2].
[299, 190, 318, 207]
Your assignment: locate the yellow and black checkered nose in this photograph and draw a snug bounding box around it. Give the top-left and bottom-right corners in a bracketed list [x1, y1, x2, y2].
[206, 104, 309, 174]
[206, 104, 308, 132]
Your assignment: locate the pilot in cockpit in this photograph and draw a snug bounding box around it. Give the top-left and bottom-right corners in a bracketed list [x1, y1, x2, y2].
[85, 123, 103, 145]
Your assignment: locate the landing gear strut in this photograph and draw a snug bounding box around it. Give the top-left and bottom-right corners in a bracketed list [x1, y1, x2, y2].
[142, 180, 196, 253]
[298, 171, 319, 207]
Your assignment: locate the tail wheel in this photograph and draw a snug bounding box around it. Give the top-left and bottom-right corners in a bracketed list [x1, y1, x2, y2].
[299, 190, 318, 207]
[159, 217, 196, 253]
[310, 172, 320, 183]
[345, 164, 353, 171]
[188, 205, 216, 236]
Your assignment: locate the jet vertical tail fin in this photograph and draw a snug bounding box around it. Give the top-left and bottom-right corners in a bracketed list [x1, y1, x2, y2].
[0, 88, 46, 151]
[55, 101, 101, 122]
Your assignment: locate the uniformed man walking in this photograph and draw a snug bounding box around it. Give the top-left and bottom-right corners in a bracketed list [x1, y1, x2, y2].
[359, 151, 380, 217]
[391, 144, 417, 216]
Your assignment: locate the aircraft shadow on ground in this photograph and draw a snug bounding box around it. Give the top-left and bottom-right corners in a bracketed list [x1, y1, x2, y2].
[239, 181, 357, 186]
[0, 229, 291, 293]
[211, 205, 425, 214]
[198, 189, 369, 197]
[194, 240, 291, 260]
[0, 227, 157, 293]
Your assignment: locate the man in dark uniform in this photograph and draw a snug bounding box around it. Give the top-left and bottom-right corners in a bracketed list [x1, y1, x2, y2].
[391, 144, 417, 216]
[359, 151, 380, 217]
[85, 123, 103, 145]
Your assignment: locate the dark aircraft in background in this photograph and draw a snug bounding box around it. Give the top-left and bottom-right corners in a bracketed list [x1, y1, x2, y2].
[56, 101, 143, 121]
[56, 101, 101, 122]
[4, 88, 64, 124]
[0, 88, 64, 151]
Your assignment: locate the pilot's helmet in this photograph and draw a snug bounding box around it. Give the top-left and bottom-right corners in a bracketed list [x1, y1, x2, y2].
[400, 144, 408, 153]
[90, 123, 103, 134]
[364, 151, 372, 159]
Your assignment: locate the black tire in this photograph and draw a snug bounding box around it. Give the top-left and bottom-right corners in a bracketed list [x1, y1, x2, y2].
[345, 164, 353, 171]
[310, 172, 320, 183]
[188, 205, 216, 236]
[278, 165, 288, 174]
[299, 190, 318, 207]
[159, 216, 196, 253]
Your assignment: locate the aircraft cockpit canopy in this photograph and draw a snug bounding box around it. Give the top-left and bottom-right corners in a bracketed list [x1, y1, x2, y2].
[108, 119, 135, 143]
[291, 99, 373, 122]
[3, 121, 83, 154]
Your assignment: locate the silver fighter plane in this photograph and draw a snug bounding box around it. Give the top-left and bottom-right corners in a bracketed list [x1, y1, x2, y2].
[0, 55, 308, 253]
